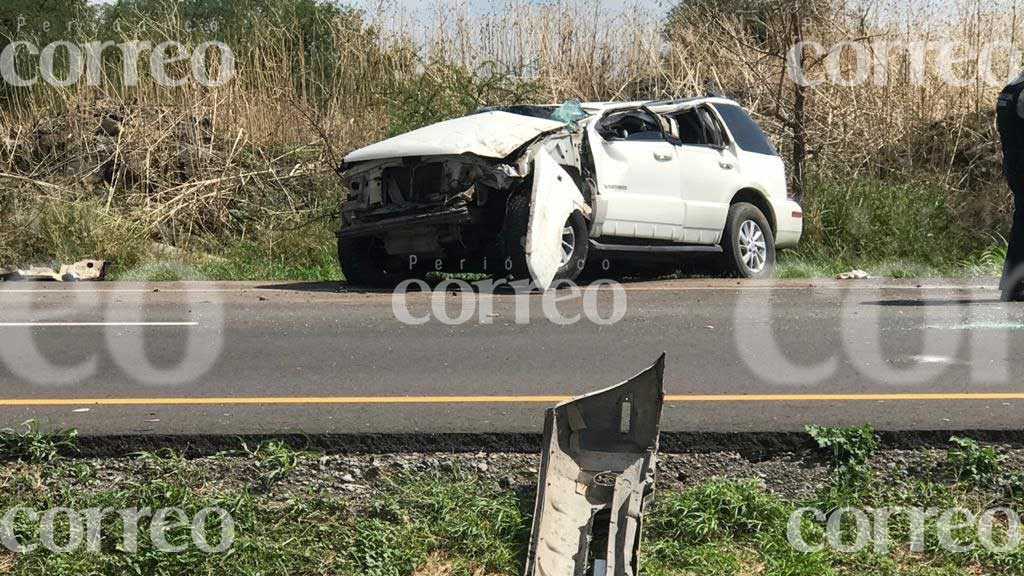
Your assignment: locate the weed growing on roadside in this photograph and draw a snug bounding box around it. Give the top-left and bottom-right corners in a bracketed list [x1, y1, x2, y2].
[648, 480, 789, 542]
[806, 425, 880, 472]
[948, 437, 1004, 485]
[646, 480, 831, 576]
[0, 421, 78, 464]
[370, 473, 528, 573]
[242, 440, 313, 490]
[807, 424, 881, 502]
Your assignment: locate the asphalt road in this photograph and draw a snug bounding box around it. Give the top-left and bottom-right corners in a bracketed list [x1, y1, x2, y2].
[1, 278, 1023, 435]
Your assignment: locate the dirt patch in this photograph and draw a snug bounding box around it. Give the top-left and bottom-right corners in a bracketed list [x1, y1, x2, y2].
[415, 553, 496, 576]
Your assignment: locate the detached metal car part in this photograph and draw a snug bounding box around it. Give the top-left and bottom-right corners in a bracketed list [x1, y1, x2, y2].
[0, 260, 107, 282]
[525, 355, 666, 576]
[338, 98, 804, 290]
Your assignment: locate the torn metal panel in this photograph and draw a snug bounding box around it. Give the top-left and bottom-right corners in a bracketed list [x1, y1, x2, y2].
[344, 111, 566, 163]
[60, 260, 107, 281]
[1, 260, 107, 282]
[525, 354, 666, 576]
[526, 148, 588, 291]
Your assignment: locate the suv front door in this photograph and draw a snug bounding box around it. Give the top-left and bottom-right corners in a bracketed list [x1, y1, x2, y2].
[587, 107, 686, 241]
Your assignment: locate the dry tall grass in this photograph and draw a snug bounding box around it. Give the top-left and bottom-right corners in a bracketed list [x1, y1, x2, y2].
[0, 0, 1018, 271]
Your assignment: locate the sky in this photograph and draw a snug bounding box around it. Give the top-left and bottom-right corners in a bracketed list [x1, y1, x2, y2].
[350, 0, 672, 16]
[87, 0, 674, 19]
[345, 0, 673, 38]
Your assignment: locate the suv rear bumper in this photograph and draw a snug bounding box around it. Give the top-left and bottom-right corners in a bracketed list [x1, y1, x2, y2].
[774, 199, 803, 249]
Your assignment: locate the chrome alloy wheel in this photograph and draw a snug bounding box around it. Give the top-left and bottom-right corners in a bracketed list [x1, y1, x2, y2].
[738, 220, 767, 273]
[560, 222, 576, 267]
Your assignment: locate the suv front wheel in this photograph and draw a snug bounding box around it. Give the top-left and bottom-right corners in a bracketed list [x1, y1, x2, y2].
[721, 202, 776, 278]
[338, 237, 404, 288]
[503, 193, 589, 283]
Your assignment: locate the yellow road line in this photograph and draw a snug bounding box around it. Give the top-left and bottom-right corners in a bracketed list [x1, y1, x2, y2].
[0, 396, 571, 406]
[0, 392, 1022, 407]
[668, 393, 1024, 402]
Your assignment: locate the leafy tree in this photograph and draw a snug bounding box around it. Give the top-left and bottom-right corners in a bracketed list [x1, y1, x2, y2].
[665, 0, 778, 45]
[0, 0, 92, 105]
[96, 0, 365, 105]
[0, 0, 91, 44]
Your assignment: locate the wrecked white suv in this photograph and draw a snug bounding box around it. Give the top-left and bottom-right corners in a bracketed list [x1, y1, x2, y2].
[337, 97, 803, 289]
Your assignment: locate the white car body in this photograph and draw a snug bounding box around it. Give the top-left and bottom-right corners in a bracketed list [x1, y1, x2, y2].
[338, 97, 803, 289]
[581, 98, 802, 249]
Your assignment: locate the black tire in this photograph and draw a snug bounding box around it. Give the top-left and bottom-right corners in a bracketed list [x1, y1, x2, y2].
[558, 210, 590, 282]
[501, 193, 532, 278]
[721, 202, 776, 279]
[502, 193, 590, 283]
[337, 237, 395, 288]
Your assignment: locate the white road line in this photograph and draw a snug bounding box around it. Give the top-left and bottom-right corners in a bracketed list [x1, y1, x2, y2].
[0, 322, 199, 327]
[926, 322, 1024, 330]
[0, 284, 1000, 295]
[619, 285, 999, 292]
[0, 289, 251, 294]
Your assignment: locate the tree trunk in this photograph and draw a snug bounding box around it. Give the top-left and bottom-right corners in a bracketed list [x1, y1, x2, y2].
[792, 82, 807, 203]
[789, 3, 808, 204]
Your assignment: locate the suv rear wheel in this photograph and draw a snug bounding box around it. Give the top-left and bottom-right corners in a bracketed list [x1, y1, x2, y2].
[721, 202, 776, 278]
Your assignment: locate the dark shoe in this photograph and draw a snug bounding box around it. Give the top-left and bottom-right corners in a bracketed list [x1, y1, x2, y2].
[1002, 286, 1024, 302]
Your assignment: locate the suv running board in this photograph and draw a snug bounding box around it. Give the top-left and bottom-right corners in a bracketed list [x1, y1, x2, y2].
[589, 239, 723, 255]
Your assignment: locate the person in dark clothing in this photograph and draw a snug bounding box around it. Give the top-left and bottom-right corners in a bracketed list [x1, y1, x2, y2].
[999, 72, 1024, 302]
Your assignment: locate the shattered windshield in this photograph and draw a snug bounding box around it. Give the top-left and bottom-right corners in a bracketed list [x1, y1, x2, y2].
[480, 100, 589, 125]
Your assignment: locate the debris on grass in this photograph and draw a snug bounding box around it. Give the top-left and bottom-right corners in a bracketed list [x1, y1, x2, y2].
[0, 259, 107, 281]
[526, 355, 665, 576]
[836, 269, 871, 280]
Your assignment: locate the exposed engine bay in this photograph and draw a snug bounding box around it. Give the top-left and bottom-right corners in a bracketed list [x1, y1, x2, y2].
[339, 130, 589, 269]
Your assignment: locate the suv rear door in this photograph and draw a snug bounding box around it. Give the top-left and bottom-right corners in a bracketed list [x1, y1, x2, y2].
[586, 107, 687, 241]
[711, 102, 788, 201]
[664, 104, 743, 244]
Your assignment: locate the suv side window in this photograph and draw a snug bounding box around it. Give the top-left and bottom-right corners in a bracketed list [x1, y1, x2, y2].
[668, 106, 727, 148]
[711, 103, 778, 156]
[597, 110, 664, 142]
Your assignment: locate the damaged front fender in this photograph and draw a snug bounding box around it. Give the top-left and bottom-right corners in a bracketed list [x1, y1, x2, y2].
[526, 148, 589, 291]
[526, 354, 666, 576]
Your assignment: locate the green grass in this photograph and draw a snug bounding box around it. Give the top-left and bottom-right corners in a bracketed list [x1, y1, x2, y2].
[778, 173, 1008, 279]
[947, 437, 1005, 485]
[0, 421, 78, 464]
[776, 246, 1007, 280]
[241, 440, 314, 490]
[3, 425, 1024, 575]
[1, 171, 1011, 282]
[107, 222, 342, 282]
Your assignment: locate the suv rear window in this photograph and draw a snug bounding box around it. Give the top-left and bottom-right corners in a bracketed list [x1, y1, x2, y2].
[712, 104, 777, 156]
